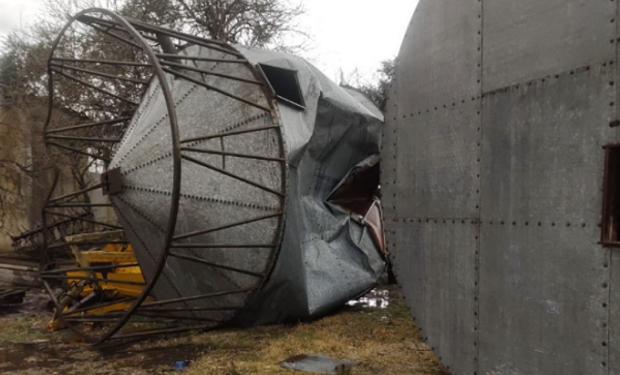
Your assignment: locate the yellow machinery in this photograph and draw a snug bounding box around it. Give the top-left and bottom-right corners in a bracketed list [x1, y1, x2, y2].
[48, 231, 150, 331]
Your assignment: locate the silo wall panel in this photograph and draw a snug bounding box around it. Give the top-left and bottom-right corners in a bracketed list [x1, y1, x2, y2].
[482, 0, 615, 93]
[396, 0, 481, 112]
[387, 0, 620, 374]
[480, 64, 615, 222]
[610, 250, 620, 375]
[394, 103, 480, 220]
[479, 64, 615, 375]
[479, 226, 608, 375]
[388, 93, 481, 374]
[385, 1, 483, 373]
[382, 84, 399, 252]
[610, 8, 620, 361]
[393, 219, 477, 375]
[612, 3, 620, 348]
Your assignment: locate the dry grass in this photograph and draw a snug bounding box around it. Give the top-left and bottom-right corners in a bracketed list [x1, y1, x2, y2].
[0, 315, 49, 343]
[0, 288, 448, 375]
[183, 293, 447, 375]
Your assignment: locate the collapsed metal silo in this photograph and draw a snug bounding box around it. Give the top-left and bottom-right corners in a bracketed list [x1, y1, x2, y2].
[384, 1, 620, 374]
[41, 9, 385, 343]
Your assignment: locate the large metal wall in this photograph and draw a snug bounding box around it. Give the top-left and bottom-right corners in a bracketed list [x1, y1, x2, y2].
[384, 1, 620, 374]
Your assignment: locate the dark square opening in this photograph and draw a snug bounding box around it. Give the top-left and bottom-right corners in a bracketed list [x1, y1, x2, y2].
[602, 144, 620, 247]
[259, 64, 305, 110]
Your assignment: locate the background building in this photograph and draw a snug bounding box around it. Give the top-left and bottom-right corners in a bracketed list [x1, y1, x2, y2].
[0, 87, 38, 252]
[0, 86, 110, 254]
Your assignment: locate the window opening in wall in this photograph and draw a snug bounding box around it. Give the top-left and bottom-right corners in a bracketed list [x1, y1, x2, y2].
[602, 143, 620, 247]
[259, 64, 305, 110]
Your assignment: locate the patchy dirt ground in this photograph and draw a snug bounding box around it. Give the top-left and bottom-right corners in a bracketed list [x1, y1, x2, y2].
[0, 286, 448, 375]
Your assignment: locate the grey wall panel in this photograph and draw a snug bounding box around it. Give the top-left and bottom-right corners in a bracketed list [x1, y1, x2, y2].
[396, 0, 481, 113]
[479, 65, 615, 375]
[483, 0, 615, 92]
[394, 103, 480, 220]
[610, 250, 620, 375]
[386, 1, 620, 375]
[612, 5, 620, 371]
[479, 224, 608, 375]
[481, 64, 615, 224]
[384, 2, 483, 374]
[392, 219, 477, 375]
[382, 84, 399, 254]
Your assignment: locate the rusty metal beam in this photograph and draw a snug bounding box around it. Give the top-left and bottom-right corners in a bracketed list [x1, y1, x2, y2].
[173, 211, 282, 241]
[181, 125, 278, 144]
[46, 117, 132, 135]
[182, 155, 284, 197]
[162, 67, 270, 112]
[168, 252, 263, 277]
[181, 147, 284, 162]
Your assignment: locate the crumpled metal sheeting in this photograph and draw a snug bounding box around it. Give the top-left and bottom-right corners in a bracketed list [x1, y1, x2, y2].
[232, 46, 385, 326]
[110, 42, 385, 327]
[110, 44, 283, 323]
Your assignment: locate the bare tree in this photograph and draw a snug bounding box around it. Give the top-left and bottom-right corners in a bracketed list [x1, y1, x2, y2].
[0, 0, 310, 243]
[0, 90, 55, 242]
[174, 0, 308, 52]
[341, 59, 395, 112]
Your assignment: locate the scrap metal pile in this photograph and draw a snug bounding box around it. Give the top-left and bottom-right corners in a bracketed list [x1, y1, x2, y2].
[40, 9, 385, 343]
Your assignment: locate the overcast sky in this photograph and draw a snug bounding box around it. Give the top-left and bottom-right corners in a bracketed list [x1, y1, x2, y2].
[0, 0, 420, 82]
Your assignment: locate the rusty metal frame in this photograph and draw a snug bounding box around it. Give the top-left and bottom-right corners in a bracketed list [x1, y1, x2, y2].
[41, 8, 288, 345]
[601, 143, 620, 247]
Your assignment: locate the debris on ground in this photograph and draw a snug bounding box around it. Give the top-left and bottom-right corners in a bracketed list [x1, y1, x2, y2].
[0, 287, 449, 375]
[174, 360, 190, 371]
[279, 354, 357, 374]
[0, 289, 26, 305]
[0, 255, 40, 288]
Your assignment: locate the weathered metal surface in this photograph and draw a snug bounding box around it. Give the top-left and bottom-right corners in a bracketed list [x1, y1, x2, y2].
[386, 1, 620, 374]
[392, 220, 477, 375]
[482, 0, 615, 92]
[394, 102, 479, 219]
[42, 10, 386, 343]
[396, 0, 480, 112]
[481, 65, 615, 223]
[478, 66, 615, 375]
[479, 225, 608, 375]
[610, 250, 620, 375]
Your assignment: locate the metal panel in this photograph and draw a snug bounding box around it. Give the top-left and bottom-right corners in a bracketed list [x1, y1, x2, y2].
[382, 83, 399, 224]
[386, 1, 620, 375]
[109, 43, 386, 326]
[612, 5, 620, 369]
[394, 102, 480, 220]
[483, 0, 615, 92]
[479, 224, 608, 375]
[396, 0, 481, 113]
[392, 219, 477, 375]
[384, 1, 483, 374]
[478, 64, 614, 375]
[481, 64, 615, 224]
[610, 250, 620, 375]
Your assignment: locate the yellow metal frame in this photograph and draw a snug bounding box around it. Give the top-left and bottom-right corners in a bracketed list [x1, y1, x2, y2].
[48, 231, 150, 331]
